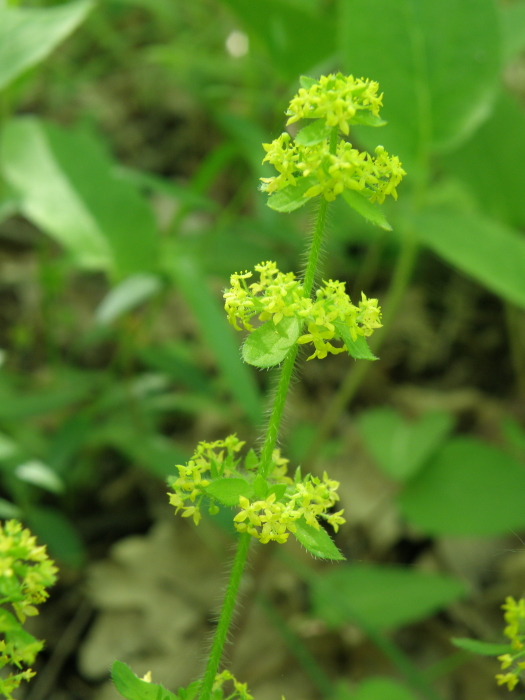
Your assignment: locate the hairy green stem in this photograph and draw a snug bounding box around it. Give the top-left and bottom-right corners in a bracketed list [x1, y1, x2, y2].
[199, 533, 251, 700]
[304, 223, 418, 468]
[199, 169, 335, 697]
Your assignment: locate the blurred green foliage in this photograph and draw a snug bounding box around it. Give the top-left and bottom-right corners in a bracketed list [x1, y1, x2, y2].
[0, 0, 525, 697]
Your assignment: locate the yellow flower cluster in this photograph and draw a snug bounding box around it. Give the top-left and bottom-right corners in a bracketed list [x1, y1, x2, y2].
[0, 520, 57, 699]
[168, 436, 345, 544]
[259, 73, 405, 205]
[286, 73, 383, 135]
[168, 435, 246, 525]
[224, 261, 382, 360]
[261, 135, 404, 204]
[496, 597, 525, 691]
[213, 670, 253, 700]
[234, 472, 344, 544]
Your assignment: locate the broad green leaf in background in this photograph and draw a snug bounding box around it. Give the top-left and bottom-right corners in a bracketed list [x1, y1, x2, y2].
[0, 0, 93, 91]
[333, 320, 377, 361]
[342, 190, 392, 231]
[443, 92, 525, 229]
[451, 638, 512, 656]
[293, 517, 345, 561]
[357, 408, 454, 481]
[311, 563, 464, 631]
[398, 438, 525, 535]
[0, 118, 159, 276]
[219, 0, 336, 78]
[112, 660, 178, 700]
[414, 208, 525, 310]
[15, 460, 64, 494]
[352, 678, 418, 700]
[204, 478, 253, 506]
[243, 317, 300, 368]
[339, 0, 500, 171]
[165, 250, 262, 425]
[499, 0, 525, 63]
[96, 274, 163, 325]
[26, 506, 86, 568]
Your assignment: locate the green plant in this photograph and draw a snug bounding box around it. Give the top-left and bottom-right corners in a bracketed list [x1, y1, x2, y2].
[110, 72, 405, 700]
[0, 519, 57, 699]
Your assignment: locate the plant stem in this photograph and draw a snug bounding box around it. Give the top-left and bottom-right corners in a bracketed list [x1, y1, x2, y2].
[304, 222, 418, 468]
[198, 533, 252, 700]
[258, 345, 299, 477]
[199, 175, 334, 697]
[258, 199, 327, 476]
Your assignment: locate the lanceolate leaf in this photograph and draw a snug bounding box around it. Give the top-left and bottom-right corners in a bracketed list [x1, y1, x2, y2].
[204, 478, 253, 507]
[1, 118, 159, 276]
[414, 208, 525, 310]
[342, 190, 392, 230]
[333, 320, 377, 360]
[0, 0, 93, 91]
[451, 638, 512, 656]
[293, 517, 344, 560]
[111, 661, 179, 700]
[242, 317, 300, 368]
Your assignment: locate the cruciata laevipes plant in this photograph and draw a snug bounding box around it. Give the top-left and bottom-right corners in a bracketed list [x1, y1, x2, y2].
[110, 73, 406, 700]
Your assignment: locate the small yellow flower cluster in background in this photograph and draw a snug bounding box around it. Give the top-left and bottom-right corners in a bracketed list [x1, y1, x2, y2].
[224, 261, 382, 360]
[286, 73, 383, 135]
[213, 670, 254, 700]
[234, 472, 344, 544]
[496, 596, 525, 691]
[261, 135, 404, 204]
[259, 73, 405, 205]
[0, 520, 57, 699]
[168, 435, 246, 525]
[168, 436, 345, 544]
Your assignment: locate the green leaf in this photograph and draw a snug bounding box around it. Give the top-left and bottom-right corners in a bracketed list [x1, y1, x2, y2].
[253, 474, 268, 499]
[293, 517, 344, 560]
[451, 638, 512, 657]
[266, 175, 318, 213]
[166, 249, 262, 424]
[295, 120, 331, 147]
[311, 564, 464, 631]
[300, 76, 317, 89]
[500, 1, 525, 63]
[342, 190, 392, 231]
[267, 483, 287, 501]
[357, 408, 454, 481]
[218, 0, 336, 79]
[26, 506, 86, 569]
[350, 113, 387, 128]
[111, 660, 179, 700]
[443, 92, 525, 229]
[204, 478, 252, 507]
[243, 316, 300, 368]
[0, 118, 159, 276]
[15, 460, 64, 494]
[96, 274, 163, 325]
[0, 0, 93, 91]
[353, 678, 418, 700]
[244, 448, 259, 470]
[414, 208, 525, 310]
[398, 438, 525, 535]
[339, 0, 500, 170]
[333, 320, 377, 360]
